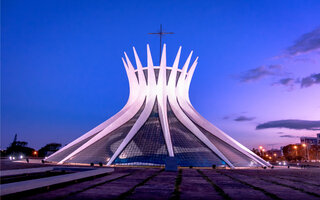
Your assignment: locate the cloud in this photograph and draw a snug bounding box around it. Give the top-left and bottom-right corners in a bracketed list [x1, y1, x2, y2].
[279, 135, 300, 138]
[293, 57, 316, 63]
[268, 65, 282, 70]
[256, 119, 320, 131]
[239, 65, 283, 82]
[286, 27, 320, 56]
[234, 116, 255, 122]
[301, 73, 320, 88]
[278, 78, 295, 86]
[272, 77, 298, 91]
[273, 73, 320, 90]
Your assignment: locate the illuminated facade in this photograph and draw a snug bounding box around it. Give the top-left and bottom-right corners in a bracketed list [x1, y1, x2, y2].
[46, 45, 270, 168]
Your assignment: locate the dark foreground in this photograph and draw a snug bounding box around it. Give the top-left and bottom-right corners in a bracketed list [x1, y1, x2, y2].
[1, 160, 320, 200]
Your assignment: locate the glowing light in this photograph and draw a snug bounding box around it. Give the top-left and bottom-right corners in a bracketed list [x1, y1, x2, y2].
[302, 143, 306, 147]
[259, 146, 263, 150]
[119, 152, 127, 159]
[293, 145, 297, 149]
[9, 156, 12, 160]
[273, 153, 277, 157]
[33, 151, 38, 155]
[262, 149, 265, 152]
[20, 155, 23, 159]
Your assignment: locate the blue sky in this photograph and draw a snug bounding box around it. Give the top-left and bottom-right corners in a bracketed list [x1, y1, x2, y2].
[2, 0, 320, 150]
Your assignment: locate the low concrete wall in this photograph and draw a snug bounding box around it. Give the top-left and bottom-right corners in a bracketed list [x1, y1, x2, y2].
[0, 167, 114, 196]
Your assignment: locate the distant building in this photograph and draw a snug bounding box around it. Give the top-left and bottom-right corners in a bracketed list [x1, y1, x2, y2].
[300, 137, 317, 146]
[317, 133, 320, 145]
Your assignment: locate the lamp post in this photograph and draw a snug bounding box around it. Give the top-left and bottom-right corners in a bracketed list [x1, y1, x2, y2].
[293, 145, 298, 161]
[317, 145, 319, 162]
[259, 146, 263, 157]
[302, 143, 308, 161]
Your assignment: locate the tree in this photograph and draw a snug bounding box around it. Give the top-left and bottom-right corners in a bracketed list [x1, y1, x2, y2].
[282, 144, 305, 161]
[38, 143, 62, 157]
[6, 134, 35, 157]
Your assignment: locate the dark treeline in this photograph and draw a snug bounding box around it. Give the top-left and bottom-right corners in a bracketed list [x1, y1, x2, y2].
[1, 134, 61, 158]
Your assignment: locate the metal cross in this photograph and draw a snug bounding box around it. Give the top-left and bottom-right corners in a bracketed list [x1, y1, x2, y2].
[148, 24, 174, 63]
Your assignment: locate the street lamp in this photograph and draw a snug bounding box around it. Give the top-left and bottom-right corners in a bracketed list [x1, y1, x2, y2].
[293, 145, 298, 158]
[259, 146, 263, 157]
[302, 143, 308, 161]
[273, 153, 277, 161]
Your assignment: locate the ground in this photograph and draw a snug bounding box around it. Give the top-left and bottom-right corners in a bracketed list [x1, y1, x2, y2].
[1, 159, 320, 200]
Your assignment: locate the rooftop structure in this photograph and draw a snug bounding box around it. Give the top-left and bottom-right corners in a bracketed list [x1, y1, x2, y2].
[300, 137, 318, 146]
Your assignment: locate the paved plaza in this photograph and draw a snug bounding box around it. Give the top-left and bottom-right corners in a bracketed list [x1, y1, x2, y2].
[1, 159, 319, 200]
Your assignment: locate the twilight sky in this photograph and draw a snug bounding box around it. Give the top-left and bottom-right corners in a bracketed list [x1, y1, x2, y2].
[2, 0, 320, 150]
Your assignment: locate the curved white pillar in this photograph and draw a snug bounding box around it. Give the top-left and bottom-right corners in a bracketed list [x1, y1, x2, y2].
[57, 53, 145, 164]
[47, 44, 269, 168]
